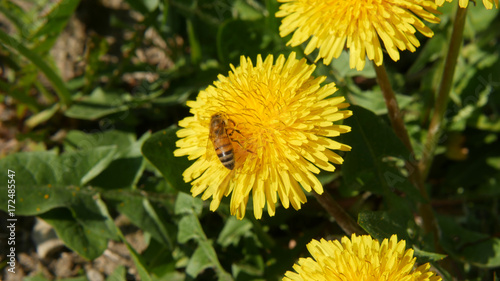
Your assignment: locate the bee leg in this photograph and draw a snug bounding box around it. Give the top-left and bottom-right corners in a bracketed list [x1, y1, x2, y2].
[229, 137, 254, 154]
[226, 119, 237, 137]
[227, 119, 254, 153]
[228, 128, 244, 137]
[227, 121, 245, 138]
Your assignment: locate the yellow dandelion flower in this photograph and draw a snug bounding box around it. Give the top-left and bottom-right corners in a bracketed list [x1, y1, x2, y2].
[284, 234, 442, 281]
[276, 0, 441, 70]
[174, 52, 352, 220]
[435, 0, 498, 9]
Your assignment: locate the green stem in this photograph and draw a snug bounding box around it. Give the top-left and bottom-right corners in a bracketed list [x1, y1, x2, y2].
[0, 29, 72, 106]
[373, 63, 414, 153]
[374, 62, 437, 236]
[419, 6, 468, 180]
[313, 191, 366, 235]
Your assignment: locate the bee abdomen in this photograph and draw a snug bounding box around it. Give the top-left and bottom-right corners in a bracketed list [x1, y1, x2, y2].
[216, 145, 235, 170]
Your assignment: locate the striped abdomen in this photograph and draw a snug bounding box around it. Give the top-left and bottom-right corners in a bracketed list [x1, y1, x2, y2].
[210, 114, 235, 170]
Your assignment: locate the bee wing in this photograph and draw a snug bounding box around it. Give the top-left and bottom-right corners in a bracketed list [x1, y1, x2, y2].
[205, 131, 215, 162]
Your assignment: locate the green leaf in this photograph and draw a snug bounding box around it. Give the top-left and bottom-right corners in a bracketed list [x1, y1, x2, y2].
[234, 0, 264, 20]
[142, 197, 174, 248]
[185, 240, 219, 278]
[92, 155, 145, 189]
[64, 87, 130, 120]
[44, 194, 118, 260]
[407, 33, 446, 75]
[64, 130, 135, 155]
[0, 148, 119, 260]
[8, 185, 118, 260]
[40, 207, 109, 260]
[25, 103, 60, 128]
[91, 194, 154, 281]
[83, 36, 109, 92]
[329, 51, 376, 78]
[465, 4, 499, 36]
[217, 217, 253, 247]
[187, 18, 202, 64]
[141, 239, 180, 279]
[92, 194, 153, 281]
[90, 131, 149, 190]
[438, 215, 500, 268]
[413, 248, 447, 263]
[0, 148, 116, 215]
[70, 193, 118, 239]
[186, 241, 234, 281]
[105, 190, 175, 247]
[340, 106, 421, 201]
[175, 200, 233, 280]
[79, 147, 118, 186]
[1, 81, 41, 112]
[93, 194, 120, 238]
[142, 128, 192, 193]
[124, 0, 159, 14]
[0, 2, 33, 33]
[0, 28, 72, 105]
[33, 0, 81, 39]
[217, 19, 268, 66]
[63, 130, 149, 190]
[178, 213, 206, 244]
[358, 209, 413, 242]
[474, 114, 500, 132]
[348, 89, 413, 115]
[121, 237, 153, 281]
[174, 192, 203, 216]
[106, 266, 126, 281]
[461, 238, 500, 268]
[144, 0, 160, 12]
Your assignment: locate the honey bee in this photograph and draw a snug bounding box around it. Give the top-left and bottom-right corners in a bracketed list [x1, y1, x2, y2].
[209, 114, 235, 170]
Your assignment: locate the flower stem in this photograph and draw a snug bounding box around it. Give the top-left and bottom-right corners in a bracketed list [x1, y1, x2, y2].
[313, 191, 366, 235]
[373, 64, 414, 153]
[374, 62, 437, 236]
[419, 6, 468, 180]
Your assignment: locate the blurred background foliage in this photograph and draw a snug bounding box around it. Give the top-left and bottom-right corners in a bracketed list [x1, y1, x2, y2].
[0, 0, 499, 280]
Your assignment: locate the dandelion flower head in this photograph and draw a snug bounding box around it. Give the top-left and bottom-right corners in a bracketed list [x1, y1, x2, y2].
[276, 0, 441, 70]
[435, 0, 498, 9]
[284, 234, 442, 281]
[174, 52, 352, 219]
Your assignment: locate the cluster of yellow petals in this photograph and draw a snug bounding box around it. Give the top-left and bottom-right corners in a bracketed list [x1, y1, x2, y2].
[435, 0, 498, 8]
[175, 53, 352, 219]
[284, 234, 442, 281]
[276, 0, 440, 70]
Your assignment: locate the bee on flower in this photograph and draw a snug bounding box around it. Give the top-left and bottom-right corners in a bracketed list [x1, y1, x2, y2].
[208, 113, 237, 170]
[174, 52, 352, 219]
